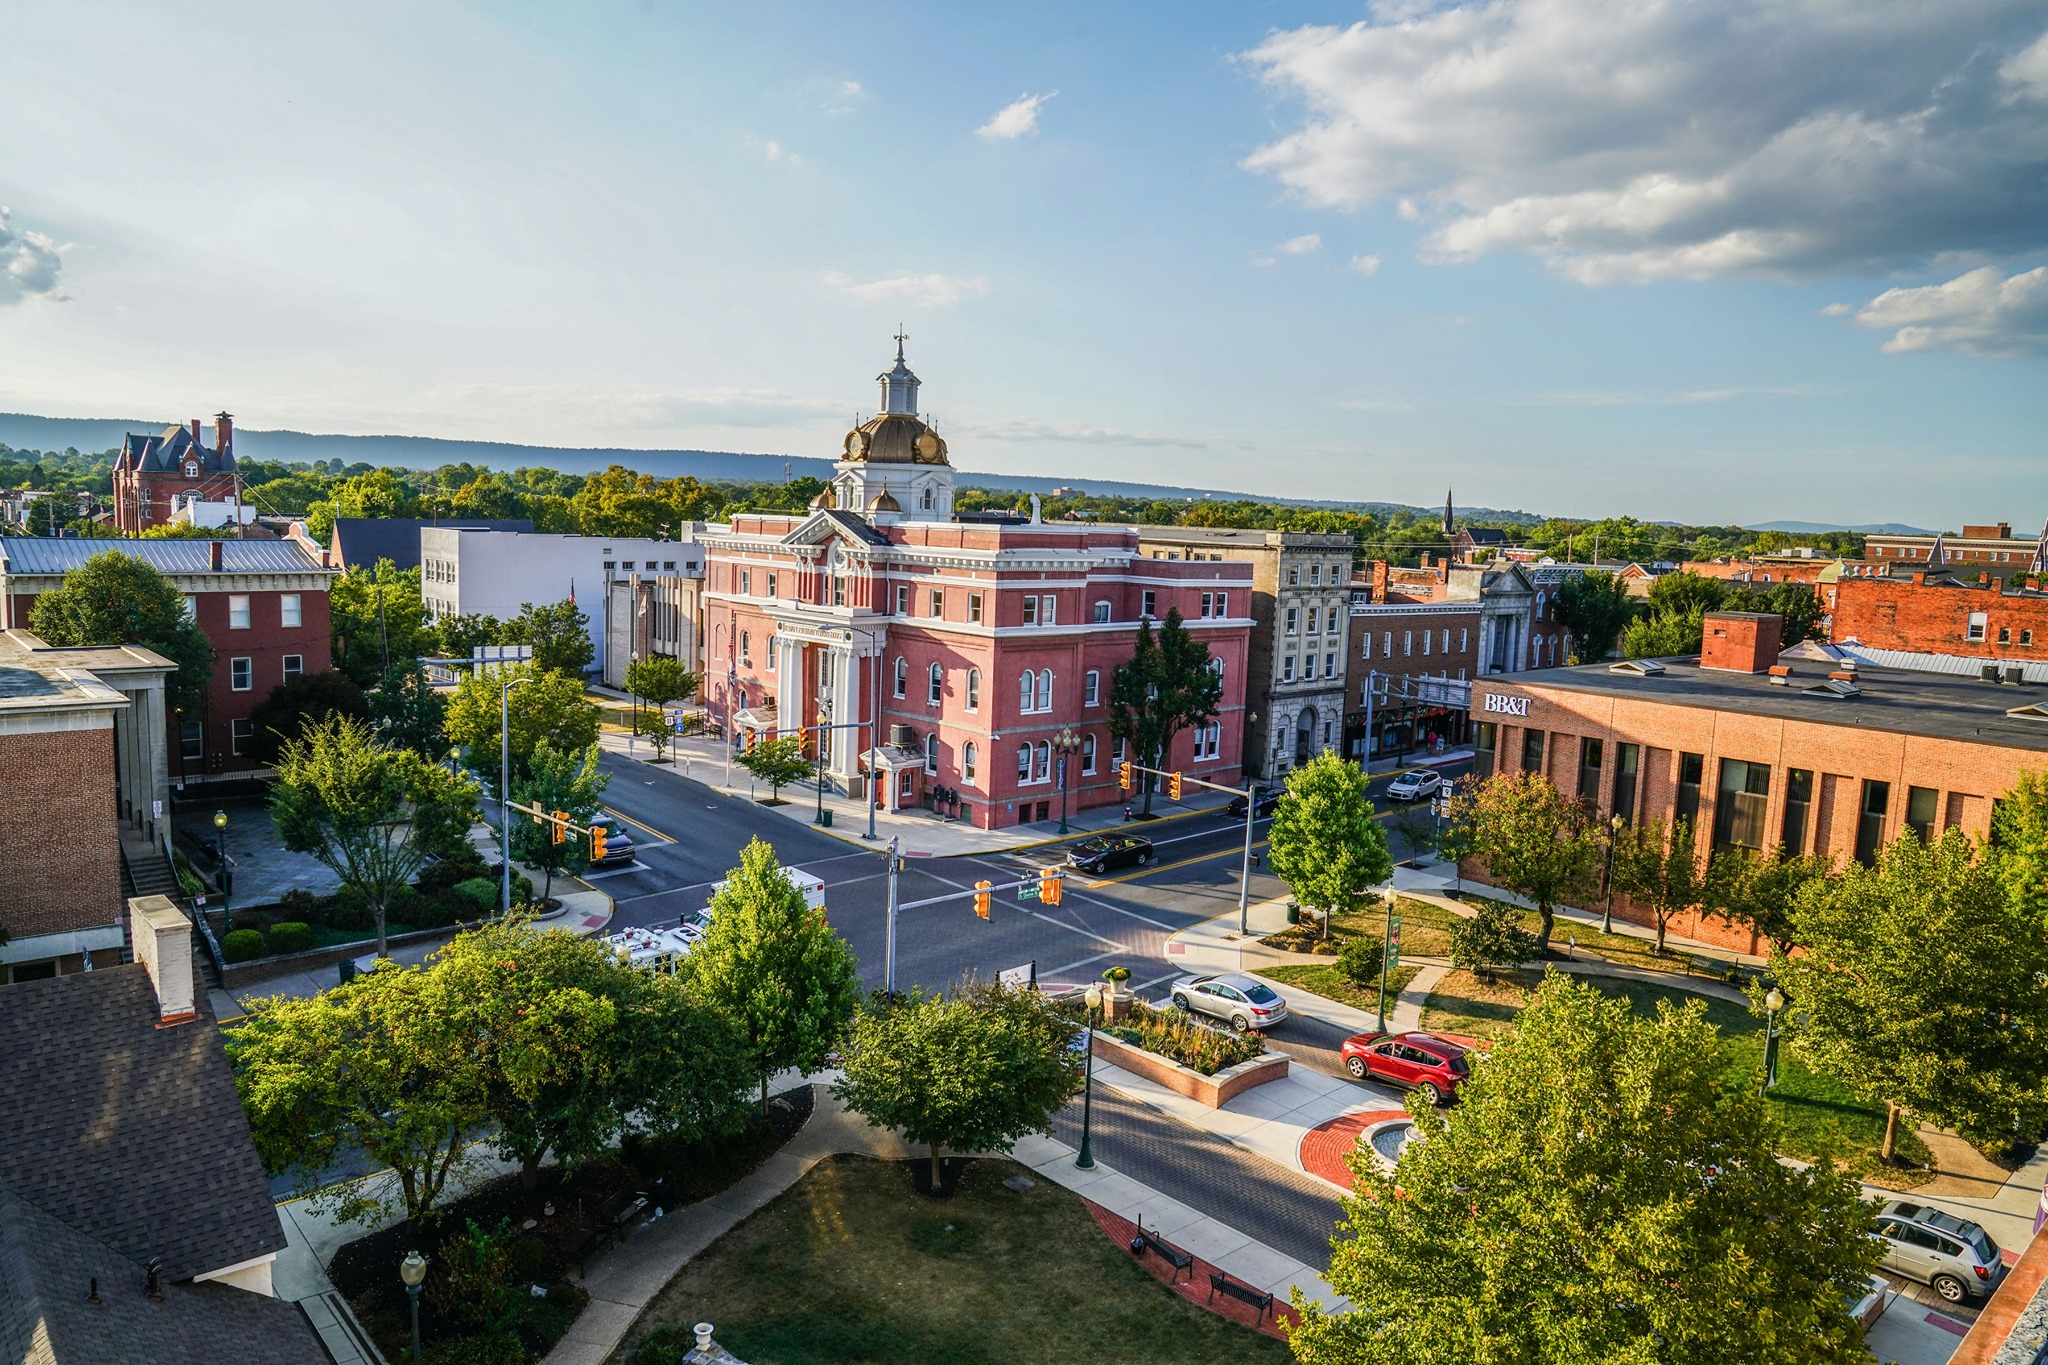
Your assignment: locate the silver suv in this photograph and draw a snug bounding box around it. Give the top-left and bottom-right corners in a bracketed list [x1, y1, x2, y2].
[1874, 1200, 2006, 1304]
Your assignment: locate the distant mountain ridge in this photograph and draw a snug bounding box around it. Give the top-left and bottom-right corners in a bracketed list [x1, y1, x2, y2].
[1746, 519, 1935, 535]
[0, 411, 1544, 523]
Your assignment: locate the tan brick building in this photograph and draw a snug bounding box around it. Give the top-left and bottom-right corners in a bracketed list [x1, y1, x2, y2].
[1467, 612, 2048, 953]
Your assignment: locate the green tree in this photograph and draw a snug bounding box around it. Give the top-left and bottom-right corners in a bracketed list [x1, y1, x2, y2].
[688, 838, 863, 1110]
[244, 669, 369, 766]
[1266, 752, 1394, 940]
[1553, 571, 1637, 663]
[228, 963, 493, 1228]
[501, 598, 594, 676]
[635, 707, 677, 762]
[623, 654, 699, 713]
[1725, 580, 1825, 645]
[1645, 569, 1730, 617]
[1106, 608, 1222, 814]
[432, 611, 503, 664]
[510, 741, 608, 902]
[1446, 898, 1537, 979]
[1461, 770, 1600, 955]
[330, 559, 435, 686]
[269, 715, 482, 957]
[1770, 829, 2048, 1161]
[1621, 604, 1708, 659]
[1607, 815, 1710, 954]
[26, 549, 214, 711]
[369, 661, 450, 756]
[138, 520, 232, 539]
[835, 980, 1083, 1189]
[1994, 768, 2048, 925]
[1292, 974, 1882, 1365]
[1707, 844, 1831, 956]
[735, 732, 812, 804]
[444, 663, 600, 795]
[432, 920, 751, 1190]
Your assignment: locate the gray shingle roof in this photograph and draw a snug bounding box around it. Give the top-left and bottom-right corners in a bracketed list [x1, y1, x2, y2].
[0, 1190, 328, 1365]
[0, 537, 330, 577]
[329, 518, 533, 571]
[0, 962, 288, 1283]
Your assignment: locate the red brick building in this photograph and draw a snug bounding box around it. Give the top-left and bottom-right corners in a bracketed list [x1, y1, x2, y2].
[1830, 571, 2048, 663]
[110, 414, 241, 536]
[1466, 612, 2048, 953]
[1864, 520, 2047, 570]
[0, 538, 337, 780]
[700, 343, 1253, 829]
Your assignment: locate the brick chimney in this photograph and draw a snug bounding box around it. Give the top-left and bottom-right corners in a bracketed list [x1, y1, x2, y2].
[190, 418, 202, 444]
[1699, 611, 1782, 673]
[209, 539, 224, 572]
[128, 895, 197, 1026]
[214, 411, 233, 457]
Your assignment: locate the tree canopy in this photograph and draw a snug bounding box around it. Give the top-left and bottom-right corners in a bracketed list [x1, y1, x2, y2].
[1266, 751, 1393, 932]
[1607, 815, 1709, 954]
[25, 549, 213, 711]
[444, 663, 600, 794]
[735, 732, 812, 803]
[510, 740, 608, 901]
[1553, 570, 1637, 663]
[1454, 771, 1599, 954]
[1107, 608, 1222, 814]
[245, 669, 369, 766]
[502, 598, 594, 676]
[1291, 974, 1882, 1365]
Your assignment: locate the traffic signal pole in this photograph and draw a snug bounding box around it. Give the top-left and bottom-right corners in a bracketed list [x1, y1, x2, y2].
[1118, 760, 1261, 936]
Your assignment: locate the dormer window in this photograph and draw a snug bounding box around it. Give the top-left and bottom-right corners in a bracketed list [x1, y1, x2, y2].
[183, 461, 198, 477]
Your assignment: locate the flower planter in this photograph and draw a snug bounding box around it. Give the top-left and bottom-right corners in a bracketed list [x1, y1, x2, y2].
[1090, 1030, 1290, 1108]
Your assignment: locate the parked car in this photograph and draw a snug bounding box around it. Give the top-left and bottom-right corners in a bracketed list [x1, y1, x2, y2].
[1068, 834, 1155, 874]
[1340, 1030, 1473, 1105]
[1169, 973, 1289, 1032]
[1385, 769, 1444, 803]
[587, 813, 636, 868]
[1874, 1200, 2007, 1304]
[1226, 789, 1283, 819]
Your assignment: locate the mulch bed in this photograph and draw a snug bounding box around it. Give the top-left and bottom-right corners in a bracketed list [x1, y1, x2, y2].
[1082, 1201, 1302, 1342]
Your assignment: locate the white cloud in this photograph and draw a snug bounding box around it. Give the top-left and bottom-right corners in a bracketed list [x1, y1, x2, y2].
[976, 91, 1057, 140]
[823, 271, 989, 308]
[1250, 255, 1277, 268]
[1841, 265, 2048, 356]
[763, 140, 802, 167]
[1240, 2, 2048, 283]
[1348, 253, 1383, 276]
[0, 207, 65, 305]
[1279, 233, 1323, 255]
[824, 80, 864, 116]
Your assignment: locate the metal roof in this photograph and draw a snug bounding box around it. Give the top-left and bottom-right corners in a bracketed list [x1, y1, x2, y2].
[0, 536, 331, 577]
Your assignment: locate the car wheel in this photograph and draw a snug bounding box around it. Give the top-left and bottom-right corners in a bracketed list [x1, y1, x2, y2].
[1171, 993, 1191, 1012]
[1932, 1274, 1968, 1304]
[1230, 1014, 1251, 1033]
[1417, 1082, 1445, 1107]
[1345, 1056, 1368, 1079]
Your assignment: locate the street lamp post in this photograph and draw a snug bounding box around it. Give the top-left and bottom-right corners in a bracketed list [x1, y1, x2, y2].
[499, 674, 532, 913]
[212, 809, 232, 935]
[1601, 813, 1625, 934]
[628, 648, 639, 731]
[1076, 983, 1102, 1170]
[1051, 727, 1080, 834]
[814, 698, 832, 826]
[1762, 987, 1786, 1093]
[399, 1251, 428, 1364]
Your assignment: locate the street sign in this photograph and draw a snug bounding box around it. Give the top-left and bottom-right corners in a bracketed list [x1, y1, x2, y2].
[1386, 916, 1402, 972]
[997, 962, 1037, 990]
[1017, 881, 1041, 901]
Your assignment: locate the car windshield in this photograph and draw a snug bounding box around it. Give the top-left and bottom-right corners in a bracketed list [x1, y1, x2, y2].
[1074, 838, 1111, 855]
[1447, 1051, 1471, 1075]
[1241, 982, 1281, 1005]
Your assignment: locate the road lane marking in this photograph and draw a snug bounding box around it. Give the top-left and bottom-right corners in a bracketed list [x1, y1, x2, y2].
[602, 807, 676, 843]
[1085, 840, 1272, 888]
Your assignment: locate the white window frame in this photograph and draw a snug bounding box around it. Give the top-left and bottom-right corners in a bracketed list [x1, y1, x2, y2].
[924, 733, 939, 776]
[895, 584, 910, 615]
[740, 569, 751, 595]
[1307, 606, 1319, 635]
[1081, 733, 1097, 774]
[1404, 630, 1413, 657]
[228, 594, 251, 630]
[893, 657, 908, 698]
[1034, 669, 1052, 712]
[180, 721, 204, 762]
[1040, 595, 1057, 625]
[1017, 744, 1032, 782]
[1303, 654, 1317, 681]
[1216, 592, 1228, 618]
[766, 571, 778, 598]
[1083, 669, 1100, 706]
[283, 654, 304, 682]
[928, 662, 944, 705]
[1282, 655, 1296, 683]
[963, 741, 977, 783]
[230, 656, 253, 691]
[1967, 612, 1988, 641]
[1285, 606, 1299, 636]
[231, 717, 254, 756]
[279, 593, 302, 628]
[969, 592, 983, 624]
[1141, 591, 1156, 619]
[1035, 741, 1051, 783]
[929, 589, 944, 619]
[1019, 671, 1035, 713]
[1023, 596, 1038, 626]
[1094, 600, 1112, 623]
[966, 669, 981, 712]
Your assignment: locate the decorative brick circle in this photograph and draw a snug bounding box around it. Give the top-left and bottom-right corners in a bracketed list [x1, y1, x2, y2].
[1299, 1109, 1408, 1189]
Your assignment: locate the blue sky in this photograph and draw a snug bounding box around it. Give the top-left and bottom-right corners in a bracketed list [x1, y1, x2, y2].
[2, 0, 2044, 526]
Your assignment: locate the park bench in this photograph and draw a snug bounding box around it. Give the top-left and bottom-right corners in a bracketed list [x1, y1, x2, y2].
[1129, 1227, 1193, 1283]
[568, 1190, 650, 1275]
[1685, 954, 1734, 981]
[1208, 1271, 1274, 1320]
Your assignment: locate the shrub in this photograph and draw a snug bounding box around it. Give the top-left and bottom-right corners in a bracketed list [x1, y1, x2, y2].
[1336, 933, 1385, 986]
[222, 929, 265, 963]
[277, 888, 323, 926]
[1105, 1000, 1264, 1075]
[453, 877, 499, 916]
[633, 1325, 697, 1365]
[427, 1219, 516, 1333]
[266, 921, 315, 955]
[1449, 900, 1538, 979]
[505, 1235, 547, 1282]
[424, 1331, 529, 1365]
[326, 885, 376, 933]
[417, 846, 492, 896]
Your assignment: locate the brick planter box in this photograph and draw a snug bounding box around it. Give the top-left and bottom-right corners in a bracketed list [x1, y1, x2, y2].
[1091, 1030, 1289, 1107]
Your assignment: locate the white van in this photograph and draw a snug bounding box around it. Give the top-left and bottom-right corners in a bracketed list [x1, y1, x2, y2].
[691, 869, 827, 934]
[597, 925, 701, 974]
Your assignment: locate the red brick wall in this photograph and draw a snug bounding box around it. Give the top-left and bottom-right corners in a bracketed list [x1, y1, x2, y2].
[1830, 577, 2048, 660]
[0, 727, 122, 939]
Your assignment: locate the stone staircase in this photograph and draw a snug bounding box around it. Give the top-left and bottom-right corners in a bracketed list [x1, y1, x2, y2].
[120, 840, 182, 901]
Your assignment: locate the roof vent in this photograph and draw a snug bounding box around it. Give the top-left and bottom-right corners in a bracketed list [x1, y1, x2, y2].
[1982, 663, 2003, 683]
[2009, 703, 2048, 723]
[1608, 659, 1666, 676]
[2003, 666, 2025, 686]
[1805, 679, 1862, 699]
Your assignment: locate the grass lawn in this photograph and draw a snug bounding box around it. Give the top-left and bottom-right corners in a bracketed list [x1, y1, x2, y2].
[1447, 894, 1733, 974]
[611, 1154, 1293, 1365]
[1419, 968, 1933, 1188]
[1257, 961, 1422, 1017]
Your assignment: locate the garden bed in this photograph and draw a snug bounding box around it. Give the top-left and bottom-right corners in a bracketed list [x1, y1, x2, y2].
[332, 1085, 814, 1364]
[1418, 968, 1934, 1187]
[1092, 1029, 1288, 1108]
[1256, 961, 1422, 1016]
[610, 1154, 1291, 1365]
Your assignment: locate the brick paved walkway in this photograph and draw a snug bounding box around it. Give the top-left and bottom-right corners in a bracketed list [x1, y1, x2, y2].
[1297, 1109, 1407, 1190]
[1084, 1200, 1302, 1341]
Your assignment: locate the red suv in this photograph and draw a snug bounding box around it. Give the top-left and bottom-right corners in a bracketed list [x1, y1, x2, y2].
[1340, 1031, 1473, 1105]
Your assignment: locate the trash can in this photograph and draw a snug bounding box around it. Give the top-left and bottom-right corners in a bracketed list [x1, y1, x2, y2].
[338, 957, 357, 985]
[820, 809, 834, 828]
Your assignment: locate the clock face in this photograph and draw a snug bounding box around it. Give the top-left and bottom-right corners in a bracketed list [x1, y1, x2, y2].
[844, 430, 865, 459]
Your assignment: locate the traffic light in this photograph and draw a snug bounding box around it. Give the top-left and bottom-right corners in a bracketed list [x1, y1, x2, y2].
[1118, 761, 1133, 791]
[591, 825, 608, 862]
[1168, 771, 1183, 801]
[745, 730, 758, 754]
[1040, 868, 1063, 906]
[973, 880, 992, 920]
[551, 810, 568, 845]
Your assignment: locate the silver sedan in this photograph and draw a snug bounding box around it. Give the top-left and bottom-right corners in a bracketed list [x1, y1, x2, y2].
[1168, 973, 1290, 1032]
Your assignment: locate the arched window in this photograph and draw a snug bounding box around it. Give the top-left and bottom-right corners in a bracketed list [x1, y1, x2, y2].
[921, 486, 934, 511]
[1035, 742, 1051, 782]
[1019, 671, 1035, 713]
[1535, 590, 1547, 620]
[1081, 733, 1097, 774]
[893, 657, 907, 698]
[928, 662, 943, 704]
[965, 668, 981, 711]
[924, 733, 939, 775]
[963, 741, 978, 783]
[1093, 601, 1112, 623]
[1017, 744, 1032, 781]
[1083, 669, 1100, 706]
[1035, 669, 1052, 712]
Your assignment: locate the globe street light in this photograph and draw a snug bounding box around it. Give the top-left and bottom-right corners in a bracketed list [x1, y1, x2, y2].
[1601, 813, 1626, 935]
[398, 1250, 428, 1364]
[1076, 983, 1102, 1170]
[1051, 727, 1081, 834]
[1762, 987, 1786, 1094]
[212, 809, 232, 934]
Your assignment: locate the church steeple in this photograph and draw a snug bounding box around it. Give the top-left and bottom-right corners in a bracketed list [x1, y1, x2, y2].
[1442, 488, 1455, 538]
[877, 330, 920, 416]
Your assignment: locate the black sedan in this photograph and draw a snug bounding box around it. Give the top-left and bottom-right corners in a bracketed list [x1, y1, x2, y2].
[1227, 789, 1283, 819]
[1067, 835, 1155, 873]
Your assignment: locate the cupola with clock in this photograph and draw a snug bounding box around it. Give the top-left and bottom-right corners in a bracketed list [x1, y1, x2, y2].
[828, 335, 954, 524]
